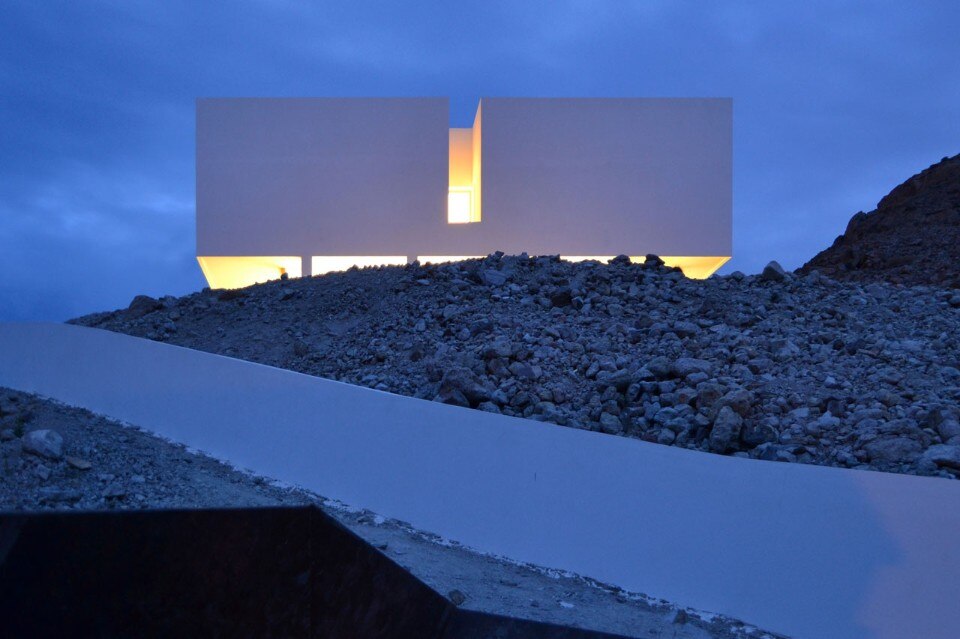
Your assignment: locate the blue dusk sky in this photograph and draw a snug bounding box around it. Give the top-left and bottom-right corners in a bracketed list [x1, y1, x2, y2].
[1, 1, 958, 321]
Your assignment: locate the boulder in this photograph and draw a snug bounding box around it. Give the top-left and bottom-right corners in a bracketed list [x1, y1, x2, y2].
[599, 412, 623, 434]
[22, 429, 64, 460]
[863, 437, 922, 464]
[761, 261, 787, 282]
[920, 445, 960, 471]
[549, 287, 573, 307]
[127, 295, 162, 318]
[479, 269, 508, 287]
[437, 368, 491, 407]
[671, 358, 713, 378]
[709, 406, 742, 453]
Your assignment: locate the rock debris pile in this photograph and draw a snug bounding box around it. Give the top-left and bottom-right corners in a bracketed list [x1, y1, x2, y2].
[73, 251, 960, 479]
[802, 153, 960, 288]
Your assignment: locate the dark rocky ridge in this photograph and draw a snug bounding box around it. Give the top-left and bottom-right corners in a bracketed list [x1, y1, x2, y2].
[800, 153, 960, 287]
[71, 252, 960, 479]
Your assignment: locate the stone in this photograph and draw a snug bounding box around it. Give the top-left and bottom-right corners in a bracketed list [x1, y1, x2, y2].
[38, 488, 81, 503]
[599, 412, 622, 434]
[482, 337, 513, 360]
[0, 428, 15, 441]
[671, 321, 700, 338]
[761, 261, 787, 282]
[863, 437, 922, 464]
[741, 423, 777, 448]
[22, 429, 63, 460]
[438, 368, 490, 407]
[508, 362, 541, 381]
[657, 429, 676, 445]
[695, 383, 725, 412]
[442, 304, 460, 320]
[103, 485, 127, 500]
[671, 358, 713, 378]
[709, 406, 742, 453]
[436, 386, 469, 407]
[549, 288, 573, 307]
[937, 419, 960, 442]
[920, 445, 960, 471]
[646, 356, 672, 379]
[66, 456, 92, 470]
[644, 254, 665, 267]
[480, 269, 508, 286]
[127, 294, 163, 318]
[716, 388, 754, 418]
[595, 369, 633, 392]
[807, 411, 840, 435]
[448, 590, 467, 606]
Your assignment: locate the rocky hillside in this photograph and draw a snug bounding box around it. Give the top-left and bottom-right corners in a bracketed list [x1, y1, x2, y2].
[72, 253, 960, 479]
[801, 154, 960, 287]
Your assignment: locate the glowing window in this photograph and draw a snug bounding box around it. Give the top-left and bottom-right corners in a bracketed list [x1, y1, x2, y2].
[312, 256, 407, 275]
[448, 187, 474, 224]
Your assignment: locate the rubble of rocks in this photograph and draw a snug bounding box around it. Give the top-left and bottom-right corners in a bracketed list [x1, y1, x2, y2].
[72, 251, 960, 479]
[0, 388, 300, 511]
[801, 153, 960, 288]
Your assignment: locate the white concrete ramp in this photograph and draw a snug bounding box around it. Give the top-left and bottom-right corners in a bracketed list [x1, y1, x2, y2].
[1, 322, 958, 639]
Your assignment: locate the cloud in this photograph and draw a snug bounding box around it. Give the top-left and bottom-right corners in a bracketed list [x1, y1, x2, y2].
[1, 0, 958, 320]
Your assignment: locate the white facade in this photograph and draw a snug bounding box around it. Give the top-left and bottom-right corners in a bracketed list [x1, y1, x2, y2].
[196, 98, 732, 288]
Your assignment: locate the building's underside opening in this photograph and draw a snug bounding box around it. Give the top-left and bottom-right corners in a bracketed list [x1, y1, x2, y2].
[562, 256, 730, 279]
[198, 254, 730, 289]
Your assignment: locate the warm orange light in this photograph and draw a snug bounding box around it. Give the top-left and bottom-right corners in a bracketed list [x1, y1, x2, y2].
[197, 256, 302, 290]
[311, 256, 407, 275]
[449, 126, 480, 223]
[417, 255, 484, 264]
[561, 256, 730, 279]
[447, 188, 473, 224]
[659, 256, 730, 279]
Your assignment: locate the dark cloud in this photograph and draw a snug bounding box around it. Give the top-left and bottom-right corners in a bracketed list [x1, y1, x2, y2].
[2, 0, 958, 320]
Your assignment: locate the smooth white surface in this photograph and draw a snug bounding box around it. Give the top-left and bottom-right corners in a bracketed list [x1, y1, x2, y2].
[196, 98, 731, 259]
[196, 98, 449, 257]
[1, 323, 958, 639]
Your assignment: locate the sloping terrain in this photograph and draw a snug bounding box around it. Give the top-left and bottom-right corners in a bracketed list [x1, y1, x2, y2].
[801, 153, 960, 287]
[72, 252, 960, 479]
[0, 388, 780, 639]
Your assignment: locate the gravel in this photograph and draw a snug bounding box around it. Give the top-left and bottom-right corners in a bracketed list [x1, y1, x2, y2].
[72, 253, 960, 479]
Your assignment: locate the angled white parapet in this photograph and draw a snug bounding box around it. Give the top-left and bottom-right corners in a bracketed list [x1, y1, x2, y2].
[196, 98, 732, 287]
[4, 323, 955, 639]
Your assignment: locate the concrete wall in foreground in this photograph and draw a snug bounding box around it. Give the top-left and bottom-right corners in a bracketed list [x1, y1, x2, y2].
[4, 323, 956, 639]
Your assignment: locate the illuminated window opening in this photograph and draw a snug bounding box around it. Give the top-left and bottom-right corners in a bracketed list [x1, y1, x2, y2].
[561, 256, 730, 279]
[197, 256, 302, 290]
[447, 187, 474, 224]
[311, 256, 407, 275]
[417, 255, 484, 264]
[449, 126, 480, 224]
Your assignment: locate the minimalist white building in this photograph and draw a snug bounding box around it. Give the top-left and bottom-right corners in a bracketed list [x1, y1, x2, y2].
[196, 98, 732, 289]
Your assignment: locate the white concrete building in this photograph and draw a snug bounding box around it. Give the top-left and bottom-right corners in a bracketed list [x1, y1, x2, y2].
[196, 97, 732, 289]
